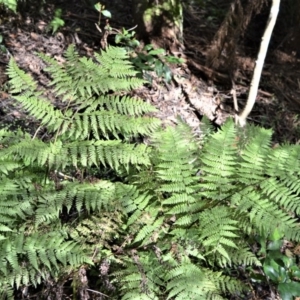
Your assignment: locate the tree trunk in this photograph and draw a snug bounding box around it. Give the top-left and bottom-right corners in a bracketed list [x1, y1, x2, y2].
[132, 0, 183, 53]
[280, 1, 300, 57]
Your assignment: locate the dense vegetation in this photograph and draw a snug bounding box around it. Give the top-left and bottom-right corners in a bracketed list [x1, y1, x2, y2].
[0, 44, 299, 299]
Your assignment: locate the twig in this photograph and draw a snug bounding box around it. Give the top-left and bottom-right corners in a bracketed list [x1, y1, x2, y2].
[86, 289, 109, 297]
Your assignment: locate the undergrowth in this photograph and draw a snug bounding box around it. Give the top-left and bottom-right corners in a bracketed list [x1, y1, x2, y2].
[0, 44, 300, 299]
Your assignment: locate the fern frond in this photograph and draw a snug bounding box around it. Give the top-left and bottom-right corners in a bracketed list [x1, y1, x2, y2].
[198, 206, 240, 265]
[151, 120, 200, 195]
[13, 93, 66, 129]
[0, 232, 92, 288]
[235, 186, 298, 237]
[166, 258, 219, 300]
[6, 59, 37, 93]
[95, 46, 139, 78]
[38, 52, 77, 102]
[114, 251, 165, 300]
[237, 124, 272, 183]
[200, 119, 238, 200]
[225, 244, 261, 267]
[205, 269, 247, 296]
[65, 110, 160, 140]
[0, 282, 14, 300]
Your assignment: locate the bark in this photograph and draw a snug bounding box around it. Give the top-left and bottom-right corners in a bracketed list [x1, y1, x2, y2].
[132, 0, 183, 52]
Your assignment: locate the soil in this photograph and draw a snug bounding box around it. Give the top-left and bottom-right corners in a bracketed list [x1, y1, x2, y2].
[0, 0, 300, 299]
[1, 0, 300, 142]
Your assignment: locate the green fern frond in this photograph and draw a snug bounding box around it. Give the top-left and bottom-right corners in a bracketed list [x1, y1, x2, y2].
[0, 282, 14, 300]
[225, 244, 261, 267]
[166, 258, 219, 300]
[200, 119, 238, 200]
[35, 180, 119, 226]
[0, 232, 92, 288]
[260, 177, 300, 213]
[95, 46, 139, 78]
[6, 59, 37, 93]
[236, 186, 297, 232]
[38, 52, 77, 102]
[237, 125, 272, 183]
[198, 206, 240, 264]
[2, 137, 152, 171]
[114, 251, 165, 300]
[40, 45, 144, 100]
[5, 30, 300, 300]
[204, 269, 247, 296]
[151, 121, 200, 194]
[79, 94, 157, 117]
[13, 93, 66, 129]
[69, 211, 123, 256]
[65, 110, 160, 140]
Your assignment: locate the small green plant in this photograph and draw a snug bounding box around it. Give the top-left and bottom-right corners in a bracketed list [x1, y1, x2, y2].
[131, 44, 184, 83]
[93, 2, 182, 84]
[115, 27, 140, 48]
[252, 228, 300, 300]
[49, 8, 65, 34]
[94, 3, 139, 49]
[94, 2, 112, 23]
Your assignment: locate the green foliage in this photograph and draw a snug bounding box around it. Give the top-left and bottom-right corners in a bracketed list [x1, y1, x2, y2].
[49, 8, 65, 34]
[1, 45, 159, 298]
[2, 43, 300, 299]
[0, 0, 17, 12]
[119, 119, 300, 299]
[131, 44, 184, 83]
[115, 27, 140, 48]
[252, 228, 300, 300]
[94, 2, 112, 19]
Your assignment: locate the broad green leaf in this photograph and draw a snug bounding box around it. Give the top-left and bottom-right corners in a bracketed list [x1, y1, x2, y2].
[101, 10, 111, 18]
[165, 56, 184, 64]
[281, 256, 295, 269]
[270, 227, 284, 241]
[278, 282, 300, 300]
[263, 258, 287, 283]
[94, 2, 101, 12]
[290, 266, 300, 279]
[149, 49, 165, 55]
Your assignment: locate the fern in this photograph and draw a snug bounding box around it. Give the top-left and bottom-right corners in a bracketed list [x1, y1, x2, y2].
[116, 118, 300, 299]
[3, 42, 300, 299]
[0, 45, 161, 297]
[0, 232, 91, 288]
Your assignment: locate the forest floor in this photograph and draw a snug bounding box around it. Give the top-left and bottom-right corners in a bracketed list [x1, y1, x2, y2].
[0, 0, 300, 299]
[1, 0, 300, 143]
